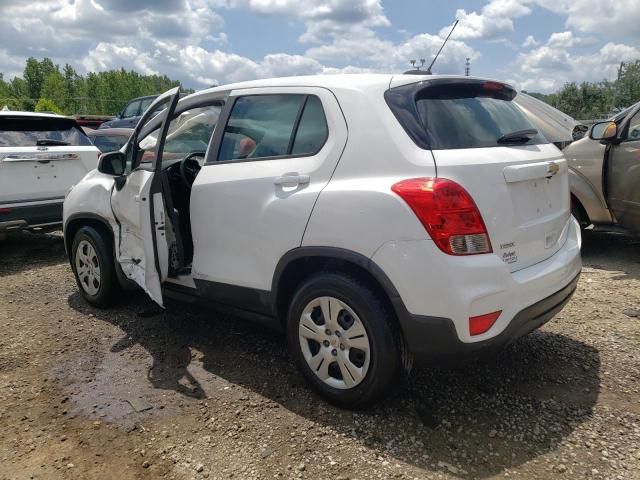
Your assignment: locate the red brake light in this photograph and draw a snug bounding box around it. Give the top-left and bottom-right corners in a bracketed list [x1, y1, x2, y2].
[391, 177, 492, 255]
[482, 81, 504, 91]
[469, 311, 501, 336]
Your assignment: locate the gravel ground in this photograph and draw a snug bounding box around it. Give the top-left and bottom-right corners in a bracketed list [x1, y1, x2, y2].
[0, 230, 638, 480]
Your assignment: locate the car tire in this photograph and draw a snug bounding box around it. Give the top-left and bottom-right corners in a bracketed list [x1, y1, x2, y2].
[287, 272, 400, 408]
[71, 226, 120, 307]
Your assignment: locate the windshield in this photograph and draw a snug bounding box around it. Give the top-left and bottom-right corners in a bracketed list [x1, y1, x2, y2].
[415, 83, 547, 150]
[0, 116, 92, 147]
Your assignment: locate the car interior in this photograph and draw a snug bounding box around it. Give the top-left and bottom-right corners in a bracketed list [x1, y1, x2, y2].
[134, 105, 222, 274]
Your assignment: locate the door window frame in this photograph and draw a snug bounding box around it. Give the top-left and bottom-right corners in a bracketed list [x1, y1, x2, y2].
[206, 92, 329, 165]
[126, 93, 228, 174]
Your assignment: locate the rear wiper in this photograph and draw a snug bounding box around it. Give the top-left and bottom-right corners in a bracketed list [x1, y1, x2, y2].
[497, 129, 538, 144]
[36, 139, 70, 146]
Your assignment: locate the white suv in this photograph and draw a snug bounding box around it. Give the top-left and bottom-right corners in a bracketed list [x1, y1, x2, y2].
[0, 112, 100, 235]
[63, 75, 582, 407]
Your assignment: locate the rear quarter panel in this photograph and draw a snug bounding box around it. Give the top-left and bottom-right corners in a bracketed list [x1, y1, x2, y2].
[302, 85, 435, 257]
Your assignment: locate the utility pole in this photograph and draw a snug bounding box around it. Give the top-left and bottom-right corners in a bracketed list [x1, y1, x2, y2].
[465, 57, 470, 76]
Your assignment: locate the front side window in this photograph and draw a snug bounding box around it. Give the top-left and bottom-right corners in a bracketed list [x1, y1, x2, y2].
[139, 97, 156, 116]
[626, 110, 640, 141]
[122, 100, 140, 118]
[0, 117, 93, 147]
[90, 135, 130, 153]
[138, 105, 222, 164]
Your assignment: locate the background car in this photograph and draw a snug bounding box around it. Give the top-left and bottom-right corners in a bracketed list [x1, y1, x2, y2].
[0, 111, 100, 236]
[564, 101, 640, 236]
[514, 92, 587, 149]
[98, 95, 158, 129]
[85, 127, 133, 153]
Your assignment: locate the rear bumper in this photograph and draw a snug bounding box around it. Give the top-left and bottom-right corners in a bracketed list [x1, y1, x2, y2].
[372, 216, 582, 362]
[395, 273, 579, 363]
[0, 201, 63, 232]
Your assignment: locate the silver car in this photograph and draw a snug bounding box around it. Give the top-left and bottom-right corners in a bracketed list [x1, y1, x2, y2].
[564, 102, 640, 236]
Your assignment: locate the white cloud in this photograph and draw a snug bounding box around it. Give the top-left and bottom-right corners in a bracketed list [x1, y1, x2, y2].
[522, 35, 539, 48]
[441, 0, 531, 40]
[219, 0, 389, 43]
[531, 0, 640, 40]
[511, 29, 640, 92]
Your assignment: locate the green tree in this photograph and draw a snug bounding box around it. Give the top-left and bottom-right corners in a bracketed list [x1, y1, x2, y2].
[23, 57, 59, 110]
[40, 71, 66, 112]
[34, 97, 63, 114]
[616, 60, 640, 109]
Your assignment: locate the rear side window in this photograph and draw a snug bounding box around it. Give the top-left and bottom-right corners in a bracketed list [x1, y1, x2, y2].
[386, 81, 547, 150]
[217, 94, 327, 162]
[0, 116, 93, 147]
[291, 96, 328, 155]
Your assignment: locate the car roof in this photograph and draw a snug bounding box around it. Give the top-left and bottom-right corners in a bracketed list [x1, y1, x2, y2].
[0, 111, 75, 120]
[87, 127, 134, 137]
[187, 73, 515, 101]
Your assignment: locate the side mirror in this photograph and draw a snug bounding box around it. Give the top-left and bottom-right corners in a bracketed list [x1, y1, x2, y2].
[97, 151, 126, 176]
[590, 121, 617, 141]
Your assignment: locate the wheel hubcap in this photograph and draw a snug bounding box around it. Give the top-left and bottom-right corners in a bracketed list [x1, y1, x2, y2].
[75, 240, 101, 296]
[298, 296, 371, 390]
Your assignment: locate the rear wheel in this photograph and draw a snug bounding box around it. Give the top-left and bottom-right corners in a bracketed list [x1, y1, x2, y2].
[287, 272, 400, 408]
[71, 226, 120, 307]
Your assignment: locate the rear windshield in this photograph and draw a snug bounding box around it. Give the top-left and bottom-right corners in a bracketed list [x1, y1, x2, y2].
[387, 81, 547, 150]
[0, 116, 93, 147]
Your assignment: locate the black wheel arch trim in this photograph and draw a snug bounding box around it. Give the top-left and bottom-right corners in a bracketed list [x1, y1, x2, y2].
[271, 246, 403, 324]
[272, 247, 401, 306]
[64, 213, 115, 255]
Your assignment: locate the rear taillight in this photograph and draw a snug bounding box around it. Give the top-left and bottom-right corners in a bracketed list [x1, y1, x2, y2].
[391, 177, 492, 255]
[469, 311, 501, 336]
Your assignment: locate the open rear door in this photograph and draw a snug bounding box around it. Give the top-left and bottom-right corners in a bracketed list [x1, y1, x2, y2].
[110, 88, 181, 306]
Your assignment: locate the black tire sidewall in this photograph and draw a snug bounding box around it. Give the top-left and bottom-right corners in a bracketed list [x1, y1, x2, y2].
[71, 226, 118, 307]
[287, 273, 399, 408]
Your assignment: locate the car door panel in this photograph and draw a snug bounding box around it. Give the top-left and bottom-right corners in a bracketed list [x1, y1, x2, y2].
[190, 87, 348, 292]
[110, 87, 180, 305]
[606, 108, 640, 235]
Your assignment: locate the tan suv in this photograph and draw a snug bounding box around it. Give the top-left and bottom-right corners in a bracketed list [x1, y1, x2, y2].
[564, 101, 640, 236]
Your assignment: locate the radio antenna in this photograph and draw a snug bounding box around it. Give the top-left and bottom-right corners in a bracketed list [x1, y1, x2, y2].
[426, 19, 459, 74]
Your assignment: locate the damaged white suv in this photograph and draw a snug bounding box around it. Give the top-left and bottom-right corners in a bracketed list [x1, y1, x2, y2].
[63, 75, 582, 407]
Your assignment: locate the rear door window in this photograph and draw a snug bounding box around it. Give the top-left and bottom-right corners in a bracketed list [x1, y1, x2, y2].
[217, 94, 328, 161]
[0, 116, 93, 147]
[218, 94, 304, 161]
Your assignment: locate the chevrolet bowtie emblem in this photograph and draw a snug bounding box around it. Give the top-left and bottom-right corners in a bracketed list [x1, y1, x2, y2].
[546, 162, 559, 178]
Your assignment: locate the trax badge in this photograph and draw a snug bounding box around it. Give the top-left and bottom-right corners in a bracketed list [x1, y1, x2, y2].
[546, 162, 560, 178]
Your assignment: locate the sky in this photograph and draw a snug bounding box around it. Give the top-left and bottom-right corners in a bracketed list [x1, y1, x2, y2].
[0, 0, 639, 93]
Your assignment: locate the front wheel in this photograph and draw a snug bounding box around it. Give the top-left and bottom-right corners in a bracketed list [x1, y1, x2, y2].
[71, 226, 120, 307]
[287, 272, 400, 408]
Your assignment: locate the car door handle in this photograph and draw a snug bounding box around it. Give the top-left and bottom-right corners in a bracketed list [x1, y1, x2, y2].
[274, 174, 310, 187]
